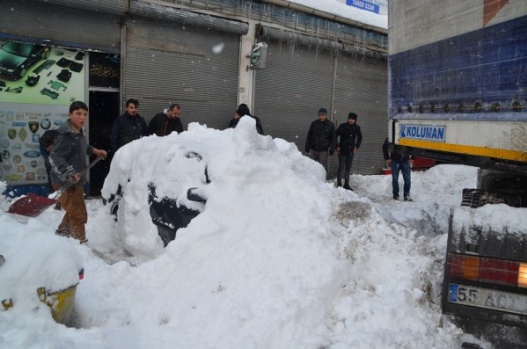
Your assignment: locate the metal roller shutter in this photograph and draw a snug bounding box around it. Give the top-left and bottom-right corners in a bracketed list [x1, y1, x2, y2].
[254, 33, 387, 176]
[123, 17, 240, 130]
[333, 53, 388, 175]
[0, 0, 121, 53]
[253, 40, 335, 151]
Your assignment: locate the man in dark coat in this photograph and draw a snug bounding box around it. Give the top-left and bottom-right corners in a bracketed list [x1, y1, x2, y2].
[111, 98, 148, 153]
[148, 103, 183, 136]
[336, 112, 363, 190]
[229, 103, 264, 135]
[305, 107, 336, 175]
[383, 137, 414, 201]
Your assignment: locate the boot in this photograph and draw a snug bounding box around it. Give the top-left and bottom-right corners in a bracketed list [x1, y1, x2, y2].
[337, 179, 342, 187]
[343, 181, 353, 191]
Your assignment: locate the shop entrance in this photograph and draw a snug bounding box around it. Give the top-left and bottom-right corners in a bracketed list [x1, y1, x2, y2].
[88, 91, 119, 197]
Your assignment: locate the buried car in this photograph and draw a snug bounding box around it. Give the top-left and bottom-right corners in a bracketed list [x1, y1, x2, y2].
[104, 151, 209, 247]
[99, 119, 320, 255]
[0, 230, 84, 324]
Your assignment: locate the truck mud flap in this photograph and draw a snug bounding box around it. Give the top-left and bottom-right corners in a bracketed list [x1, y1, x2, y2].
[461, 189, 527, 208]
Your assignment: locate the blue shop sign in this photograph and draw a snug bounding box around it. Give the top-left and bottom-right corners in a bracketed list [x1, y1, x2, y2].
[347, 0, 380, 14]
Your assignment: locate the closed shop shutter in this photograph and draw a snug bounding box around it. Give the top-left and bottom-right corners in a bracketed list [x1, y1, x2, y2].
[254, 33, 387, 176]
[253, 40, 336, 152]
[1, 0, 121, 53]
[333, 53, 388, 175]
[123, 18, 240, 130]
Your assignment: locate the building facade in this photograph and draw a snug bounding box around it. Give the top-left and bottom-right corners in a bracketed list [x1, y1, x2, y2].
[0, 0, 387, 195]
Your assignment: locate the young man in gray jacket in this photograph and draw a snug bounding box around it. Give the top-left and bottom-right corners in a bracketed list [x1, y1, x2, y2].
[50, 101, 107, 243]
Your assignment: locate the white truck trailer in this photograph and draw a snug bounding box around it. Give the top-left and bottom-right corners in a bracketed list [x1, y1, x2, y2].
[388, 0, 527, 345]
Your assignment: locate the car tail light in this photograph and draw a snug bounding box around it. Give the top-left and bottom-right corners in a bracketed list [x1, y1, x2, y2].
[479, 258, 518, 286]
[519, 264, 527, 288]
[79, 268, 84, 281]
[447, 253, 527, 288]
[447, 254, 479, 280]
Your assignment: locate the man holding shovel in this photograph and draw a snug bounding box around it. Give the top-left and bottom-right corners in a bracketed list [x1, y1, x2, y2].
[49, 101, 107, 243]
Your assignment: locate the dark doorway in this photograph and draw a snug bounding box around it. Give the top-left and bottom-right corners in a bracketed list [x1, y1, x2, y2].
[89, 91, 119, 197]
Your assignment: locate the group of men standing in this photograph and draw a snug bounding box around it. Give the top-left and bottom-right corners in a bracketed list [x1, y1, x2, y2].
[305, 107, 363, 191]
[305, 107, 413, 200]
[45, 99, 412, 244]
[110, 99, 183, 153]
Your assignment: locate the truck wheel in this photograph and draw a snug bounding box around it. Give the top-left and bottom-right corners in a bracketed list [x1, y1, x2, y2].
[477, 169, 527, 194]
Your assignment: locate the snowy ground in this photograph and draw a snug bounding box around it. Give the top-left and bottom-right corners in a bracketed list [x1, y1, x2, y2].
[1, 118, 519, 349]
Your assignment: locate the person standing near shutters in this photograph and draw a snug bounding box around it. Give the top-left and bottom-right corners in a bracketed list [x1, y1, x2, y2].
[148, 104, 183, 137]
[111, 98, 148, 153]
[336, 112, 363, 190]
[305, 107, 336, 175]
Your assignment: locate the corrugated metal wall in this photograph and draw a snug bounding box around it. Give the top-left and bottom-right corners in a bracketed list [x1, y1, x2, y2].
[123, 17, 241, 130]
[333, 52, 388, 174]
[253, 40, 335, 142]
[1, 0, 121, 53]
[254, 40, 387, 176]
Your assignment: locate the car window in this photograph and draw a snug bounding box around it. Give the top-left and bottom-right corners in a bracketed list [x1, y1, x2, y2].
[2, 42, 32, 57]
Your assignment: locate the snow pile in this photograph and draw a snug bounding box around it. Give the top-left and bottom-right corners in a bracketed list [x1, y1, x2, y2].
[0, 117, 502, 348]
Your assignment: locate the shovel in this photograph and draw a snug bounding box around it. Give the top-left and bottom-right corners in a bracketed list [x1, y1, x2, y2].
[7, 157, 102, 217]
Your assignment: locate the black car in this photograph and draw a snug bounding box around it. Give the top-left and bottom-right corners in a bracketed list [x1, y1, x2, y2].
[103, 150, 209, 247]
[0, 41, 50, 80]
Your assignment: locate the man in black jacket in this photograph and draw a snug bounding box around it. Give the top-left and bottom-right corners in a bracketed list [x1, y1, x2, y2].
[229, 104, 264, 135]
[111, 98, 148, 153]
[383, 137, 414, 201]
[148, 103, 183, 136]
[336, 112, 363, 190]
[305, 107, 336, 175]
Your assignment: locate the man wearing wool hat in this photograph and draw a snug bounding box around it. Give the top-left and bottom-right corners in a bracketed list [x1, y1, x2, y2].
[335, 112, 363, 190]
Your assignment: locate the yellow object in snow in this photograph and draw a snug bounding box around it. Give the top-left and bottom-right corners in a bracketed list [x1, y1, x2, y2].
[37, 285, 78, 324]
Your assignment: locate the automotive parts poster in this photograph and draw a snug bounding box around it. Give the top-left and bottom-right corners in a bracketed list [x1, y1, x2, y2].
[0, 40, 85, 185]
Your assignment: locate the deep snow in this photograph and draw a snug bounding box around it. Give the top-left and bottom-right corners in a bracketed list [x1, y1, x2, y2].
[1, 117, 518, 349]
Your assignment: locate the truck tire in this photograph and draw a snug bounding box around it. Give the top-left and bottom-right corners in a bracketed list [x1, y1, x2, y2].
[477, 169, 527, 194]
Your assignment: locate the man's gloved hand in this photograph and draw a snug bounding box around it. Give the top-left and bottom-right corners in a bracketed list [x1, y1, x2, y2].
[386, 159, 392, 168]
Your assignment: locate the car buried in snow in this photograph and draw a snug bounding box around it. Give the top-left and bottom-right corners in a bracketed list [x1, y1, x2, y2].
[102, 145, 209, 247]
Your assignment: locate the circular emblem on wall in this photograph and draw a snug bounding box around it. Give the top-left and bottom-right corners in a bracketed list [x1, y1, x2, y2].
[1, 149, 10, 160]
[12, 155, 22, 164]
[0, 139, 9, 149]
[40, 118, 51, 129]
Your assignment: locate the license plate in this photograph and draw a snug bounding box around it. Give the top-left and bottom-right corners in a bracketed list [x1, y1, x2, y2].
[448, 283, 527, 316]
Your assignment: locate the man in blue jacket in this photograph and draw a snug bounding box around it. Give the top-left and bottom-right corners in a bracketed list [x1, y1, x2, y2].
[336, 112, 363, 190]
